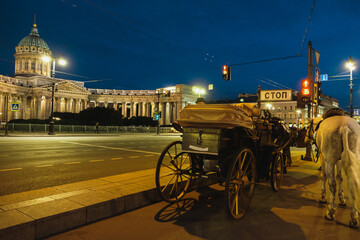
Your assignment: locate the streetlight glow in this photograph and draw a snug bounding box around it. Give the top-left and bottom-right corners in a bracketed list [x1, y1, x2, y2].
[192, 86, 206, 97]
[347, 62, 355, 71]
[347, 56, 356, 117]
[58, 59, 67, 66]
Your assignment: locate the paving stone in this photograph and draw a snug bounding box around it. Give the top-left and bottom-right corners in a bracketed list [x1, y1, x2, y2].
[49, 189, 92, 200]
[0, 197, 54, 211]
[0, 188, 63, 206]
[18, 199, 84, 219]
[66, 190, 118, 206]
[53, 179, 110, 192]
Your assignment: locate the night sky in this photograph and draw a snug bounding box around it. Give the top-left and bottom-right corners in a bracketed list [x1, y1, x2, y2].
[1, 0, 360, 110]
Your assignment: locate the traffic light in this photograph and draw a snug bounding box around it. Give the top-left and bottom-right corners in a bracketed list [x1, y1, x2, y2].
[222, 65, 231, 81]
[297, 79, 311, 108]
[301, 79, 311, 97]
[318, 81, 322, 104]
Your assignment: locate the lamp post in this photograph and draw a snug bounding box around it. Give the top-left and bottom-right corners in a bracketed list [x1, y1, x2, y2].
[346, 56, 355, 117]
[42, 56, 67, 135]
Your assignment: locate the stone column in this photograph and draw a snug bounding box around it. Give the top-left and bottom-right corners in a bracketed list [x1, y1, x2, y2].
[165, 102, 170, 125]
[130, 102, 134, 117]
[36, 97, 42, 119]
[0, 94, 4, 121]
[21, 96, 27, 119]
[122, 102, 126, 117]
[46, 97, 51, 119]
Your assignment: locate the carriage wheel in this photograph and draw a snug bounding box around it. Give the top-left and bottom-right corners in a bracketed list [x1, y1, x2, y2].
[270, 152, 284, 192]
[225, 147, 256, 219]
[155, 141, 192, 203]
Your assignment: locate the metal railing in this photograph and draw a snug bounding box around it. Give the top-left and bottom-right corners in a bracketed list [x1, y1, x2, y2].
[1, 123, 175, 134]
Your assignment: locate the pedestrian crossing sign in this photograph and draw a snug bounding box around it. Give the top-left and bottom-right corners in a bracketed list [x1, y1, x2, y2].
[11, 103, 20, 112]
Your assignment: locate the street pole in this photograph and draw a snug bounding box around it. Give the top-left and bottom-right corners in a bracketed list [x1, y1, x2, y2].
[48, 82, 55, 135]
[302, 41, 313, 161]
[4, 94, 8, 136]
[350, 56, 354, 118]
[157, 92, 160, 135]
[48, 60, 56, 135]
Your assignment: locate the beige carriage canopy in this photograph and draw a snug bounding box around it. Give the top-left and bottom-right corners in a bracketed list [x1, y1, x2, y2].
[177, 103, 260, 129]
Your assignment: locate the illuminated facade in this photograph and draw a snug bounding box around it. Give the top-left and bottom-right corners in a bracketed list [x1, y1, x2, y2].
[0, 24, 198, 125]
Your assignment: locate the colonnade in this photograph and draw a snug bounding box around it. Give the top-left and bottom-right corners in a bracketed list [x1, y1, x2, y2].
[1, 93, 181, 125]
[0, 93, 87, 121]
[89, 100, 181, 125]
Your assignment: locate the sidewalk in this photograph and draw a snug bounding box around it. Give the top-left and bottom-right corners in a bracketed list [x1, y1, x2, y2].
[0, 150, 306, 240]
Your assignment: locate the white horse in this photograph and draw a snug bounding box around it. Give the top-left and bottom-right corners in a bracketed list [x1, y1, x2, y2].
[310, 115, 360, 228]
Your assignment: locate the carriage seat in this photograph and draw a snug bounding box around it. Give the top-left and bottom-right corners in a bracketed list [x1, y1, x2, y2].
[176, 103, 258, 129]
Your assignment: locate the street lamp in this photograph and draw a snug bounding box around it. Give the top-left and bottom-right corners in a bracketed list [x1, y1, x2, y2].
[42, 56, 67, 135]
[193, 87, 206, 97]
[193, 86, 206, 104]
[346, 56, 355, 117]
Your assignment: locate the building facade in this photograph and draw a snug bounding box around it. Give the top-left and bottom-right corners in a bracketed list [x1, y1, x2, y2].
[238, 88, 339, 127]
[0, 24, 198, 125]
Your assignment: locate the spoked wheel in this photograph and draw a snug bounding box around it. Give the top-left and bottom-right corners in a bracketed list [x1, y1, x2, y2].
[270, 152, 284, 192]
[225, 147, 256, 219]
[155, 141, 192, 203]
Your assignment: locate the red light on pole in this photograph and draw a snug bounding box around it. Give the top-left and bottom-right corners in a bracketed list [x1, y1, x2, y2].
[301, 79, 310, 96]
[222, 65, 231, 81]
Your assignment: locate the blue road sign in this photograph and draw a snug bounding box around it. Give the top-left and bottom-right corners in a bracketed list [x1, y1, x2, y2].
[354, 109, 360, 116]
[11, 103, 20, 111]
[320, 74, 328, 81]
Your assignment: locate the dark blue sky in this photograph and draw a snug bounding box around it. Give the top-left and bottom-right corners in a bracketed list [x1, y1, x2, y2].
[1, 0, 360, 109]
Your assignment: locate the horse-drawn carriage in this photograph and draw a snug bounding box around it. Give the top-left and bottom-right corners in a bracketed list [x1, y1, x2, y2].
[155, 103, 293, 219]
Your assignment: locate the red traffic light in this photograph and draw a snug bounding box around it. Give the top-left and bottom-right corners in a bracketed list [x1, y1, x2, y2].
[222, 65, 231, 81]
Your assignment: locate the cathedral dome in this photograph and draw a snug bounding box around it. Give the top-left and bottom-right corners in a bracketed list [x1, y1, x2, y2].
[17, 24, 49, 50]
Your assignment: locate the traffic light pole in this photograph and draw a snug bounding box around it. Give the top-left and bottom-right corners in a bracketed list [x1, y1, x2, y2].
[157, 93, 160, 135]
[302, 41, 313, 161]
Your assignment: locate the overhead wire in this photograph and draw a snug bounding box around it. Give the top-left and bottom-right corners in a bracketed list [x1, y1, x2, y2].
[258, 76, 292, 89]
[229, 0, 316, 68]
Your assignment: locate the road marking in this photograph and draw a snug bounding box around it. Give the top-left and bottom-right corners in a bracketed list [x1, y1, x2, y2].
[89, 159, 104, 163]
[35, 165, 53, 168]
[64, 162, 81, 165]
[0, 168, 22, 172]
[0, 155, 9, 157]
[111, 157, 123, 160]
[129, 156, 140, 158]
[145, 155, 154, 157]
[60, 141, 161, 155]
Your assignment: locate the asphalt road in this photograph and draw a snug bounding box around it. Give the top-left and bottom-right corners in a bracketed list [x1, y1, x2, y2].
[0, 135, 181, 195]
